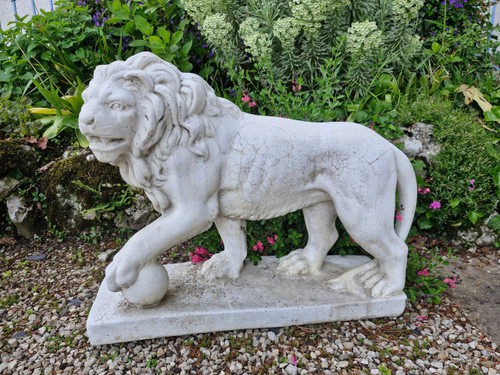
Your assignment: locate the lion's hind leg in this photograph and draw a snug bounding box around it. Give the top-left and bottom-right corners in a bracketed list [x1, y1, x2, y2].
[277, 201, 338, 275]
[329, 198, 408, 298]
[200, 217, 247, 280]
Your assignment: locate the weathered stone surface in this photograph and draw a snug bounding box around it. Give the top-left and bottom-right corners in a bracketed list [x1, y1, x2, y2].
[399, 122, 441, 163]
[6, 195, 38, 238]
[80, 52, 417, 312]
[41, 153, 123, 232]
[0, 176, 23, 200]
[115, 194, 159, 231]
[87, 256, 407, 345]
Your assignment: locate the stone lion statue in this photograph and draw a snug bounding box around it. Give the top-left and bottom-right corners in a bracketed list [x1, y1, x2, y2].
[79, 52, 417, 306]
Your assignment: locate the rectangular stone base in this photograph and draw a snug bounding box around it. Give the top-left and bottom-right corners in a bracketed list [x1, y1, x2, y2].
[87, 256, 406, 345]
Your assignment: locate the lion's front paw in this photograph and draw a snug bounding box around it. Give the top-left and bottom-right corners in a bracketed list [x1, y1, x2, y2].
[200, 252, 244, 280]
[105, 253, 141, 292]
[277, 249, 322, 275]
[359, 262, 405, 298]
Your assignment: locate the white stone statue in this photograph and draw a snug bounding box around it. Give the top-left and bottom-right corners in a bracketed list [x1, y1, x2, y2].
[79, 52, 417, 307]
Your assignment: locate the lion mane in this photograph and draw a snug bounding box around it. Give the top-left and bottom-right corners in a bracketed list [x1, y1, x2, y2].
[89, 52, 241, 212]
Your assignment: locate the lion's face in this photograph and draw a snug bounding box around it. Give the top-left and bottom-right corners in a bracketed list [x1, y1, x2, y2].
[79, 81, 138, 165]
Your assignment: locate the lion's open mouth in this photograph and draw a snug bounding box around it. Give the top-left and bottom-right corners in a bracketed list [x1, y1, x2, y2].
[87, 136, 127, 150]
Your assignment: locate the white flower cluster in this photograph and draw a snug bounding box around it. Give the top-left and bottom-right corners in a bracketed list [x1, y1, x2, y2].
[346, 21, 383, 59]
[202, 13, 234, 56]
[290, 0, 348, 38]
[273, 17, 300, 52]
[182, 0, 229, 26]
[239, 17, 273, 64]
[392, 0, 424, 23]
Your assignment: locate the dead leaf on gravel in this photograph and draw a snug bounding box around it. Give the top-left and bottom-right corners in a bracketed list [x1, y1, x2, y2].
[0, 236, 17, 246]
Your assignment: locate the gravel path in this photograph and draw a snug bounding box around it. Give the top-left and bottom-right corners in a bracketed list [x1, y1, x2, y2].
[0, 235, 499, 375]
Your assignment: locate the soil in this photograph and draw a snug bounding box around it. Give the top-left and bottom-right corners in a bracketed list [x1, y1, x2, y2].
[440, 246, 500, 345]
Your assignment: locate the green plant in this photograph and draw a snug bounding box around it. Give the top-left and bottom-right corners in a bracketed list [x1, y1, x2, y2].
[183, 0, 425, 92]
[405, 246, 457, 303]
[397, 96, 499, 234]
[0, 97, 44, 139]
[29, 80, 89, 147]
[73, 182, 135, 219]
[0, 0, 110, 101]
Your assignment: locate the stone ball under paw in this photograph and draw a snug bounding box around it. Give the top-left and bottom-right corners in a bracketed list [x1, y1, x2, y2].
[121, 262, 169, 306]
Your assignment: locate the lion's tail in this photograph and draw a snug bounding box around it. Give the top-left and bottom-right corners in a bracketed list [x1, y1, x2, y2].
[394, 148, 417, 240]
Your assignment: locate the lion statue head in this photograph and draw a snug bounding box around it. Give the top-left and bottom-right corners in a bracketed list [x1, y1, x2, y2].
[79, 52, 240, 212]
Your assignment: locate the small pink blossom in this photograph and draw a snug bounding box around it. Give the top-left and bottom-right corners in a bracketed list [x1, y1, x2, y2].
[418, 187, 430, 194]
[253, 241, 264, 252]
[267, 236, 275, 245]
[292, 356, 297, 367]
[395, 210, 403, 221]
[241, 94, 251, 103]
[190, 253, 202, 264]
[429, 201, 441, 209]
[291, 80, 302, 92]
[417, 268, 429, 277]
[248, 101, 257, 107]
[444, 276, 456, 288]
[416, 316, 427, 321]
[195, 246, 207, 256]
[469, 179, 476, 191]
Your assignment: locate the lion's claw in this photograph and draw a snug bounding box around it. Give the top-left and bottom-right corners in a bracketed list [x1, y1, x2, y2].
[200, 252, 244, 280]
[277, 249, 322, 275]
[105, 253, 140, 292]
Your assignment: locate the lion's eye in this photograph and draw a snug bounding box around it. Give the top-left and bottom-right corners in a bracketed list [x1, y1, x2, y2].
[110, 102, 124, 111]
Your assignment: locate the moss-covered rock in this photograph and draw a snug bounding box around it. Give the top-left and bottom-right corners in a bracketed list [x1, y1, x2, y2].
[0, 140, 38, 178]
[41, 152, 124, 232]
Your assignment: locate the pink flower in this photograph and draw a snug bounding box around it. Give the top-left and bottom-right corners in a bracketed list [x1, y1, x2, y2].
[416, 316, 427, 321]
[469, 179, 476, 191]
[248, 101, 257, 107]
[444, 277, 456, 288]
[267, 236, 275, 245]
[253, 241, 264, 252]
[429, 201, 441, 209]
[292, 356, 297, 367]
[417, 268, 429, 277]
[395, 210, 403, 221]
[241, 94, 251, 103]
[195, 246, 207, 256]
[418, 187, 430, 194]
[190, 253, 202, 264]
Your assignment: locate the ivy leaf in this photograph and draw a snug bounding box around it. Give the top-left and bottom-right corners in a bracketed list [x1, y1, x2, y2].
[467, 211, 484, 225]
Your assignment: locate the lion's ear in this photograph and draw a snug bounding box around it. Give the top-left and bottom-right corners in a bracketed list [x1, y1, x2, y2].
[124, 70, 155, 93]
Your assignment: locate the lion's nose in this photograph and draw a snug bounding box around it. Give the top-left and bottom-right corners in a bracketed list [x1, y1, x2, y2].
[79, 111, 95, 128]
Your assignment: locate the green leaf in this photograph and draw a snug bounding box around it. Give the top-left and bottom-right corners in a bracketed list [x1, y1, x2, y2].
[148, 35, 164, 49]
[171, 30, 183, 45]
[180, 61, 193, 72]
[111, 0, 122, 11]
[180, 39, 193, 56]
[484, 106, 500, 122]
[488, 215, 500, 231]
[431, 42, 441, 53]
[128, 39, 149, 47]
[157, 27, 170, 43]
[135, 15, 153, 36]
[124, 20, 135, 34]
[76, 130, 89, 148]
[467, 210, 484, 225]
[412, 159, 426, 171]
[418, 219, 433, 230]
[449, 198, 460, 208]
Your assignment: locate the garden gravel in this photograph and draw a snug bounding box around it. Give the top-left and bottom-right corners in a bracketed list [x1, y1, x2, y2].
[0, 235, 499, 374]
